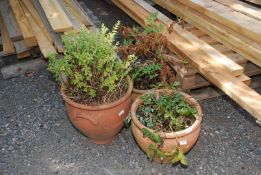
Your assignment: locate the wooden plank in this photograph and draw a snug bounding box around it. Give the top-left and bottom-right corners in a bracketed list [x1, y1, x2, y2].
[188, 28, 206, 37]
[244, 0, 261, 5]
[178, 0, 261, 44]
[191, 76, 260, 101]
[173, 26, 243, 76]
[1, 58, 46, 79]
[17, 51, 31, 59]
[38, 0, 73, 32]
[63, 0, 93, 27]
[200, 36, 220, 45]
[112, 0, 261, 120]
[22, 2, 57, 58]
[57, 0, 82, 29]
[225, 53, 247, 66]
[213, 0, 261, 21]
[237, 74, 251, 86]
[20, 0, 52, 42]
[153, 0, 261, 67]
[181, 72, 251, 91]
[13, 40, 30, 59]
[31, 0, 64, 52]
[0, 0, 22, 41]
[212, 44, 235, 54]
[0, 13, 15, 55]
[9, 0, 37, 47]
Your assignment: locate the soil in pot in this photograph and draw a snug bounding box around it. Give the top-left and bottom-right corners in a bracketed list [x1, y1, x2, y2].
[131, 89, 202, 164]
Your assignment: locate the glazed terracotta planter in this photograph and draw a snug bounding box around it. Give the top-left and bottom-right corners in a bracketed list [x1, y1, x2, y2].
[131, 89, 202, 163]
[61, 77, 133, 144]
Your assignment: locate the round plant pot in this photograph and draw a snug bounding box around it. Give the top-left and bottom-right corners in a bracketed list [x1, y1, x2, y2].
[131, 89, 202, 163]
[131, 88, 151, 102]
[61, 77, 133, 145]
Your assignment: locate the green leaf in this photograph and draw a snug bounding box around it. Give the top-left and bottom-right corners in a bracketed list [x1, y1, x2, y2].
[183, 59, 189, 65]
[124, 114, 131, 127]
[169, 148, 188, 166]
[171, 156, 180, 164]
[146, 143, 156, 161]
[155, 149, 164, 161]
[141, 128, 161, 143]
[142, 128, 151, 138]
[146, 149, 152, 161]
[180, 156, 187, 166]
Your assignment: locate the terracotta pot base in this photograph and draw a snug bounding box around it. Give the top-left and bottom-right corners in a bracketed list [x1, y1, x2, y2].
[90, 136, 116, 144]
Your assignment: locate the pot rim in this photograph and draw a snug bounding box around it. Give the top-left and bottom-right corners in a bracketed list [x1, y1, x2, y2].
[133, 88, 152, 93]
[61, 76, 133, 110]
[131, 89, 202, 138]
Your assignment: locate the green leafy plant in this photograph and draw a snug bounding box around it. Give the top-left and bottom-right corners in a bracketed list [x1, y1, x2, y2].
[118, 13, 175, 90]
[144, 12, 164, 34]
[48, 22, 136, 104]
[138, 91, 198, 132]
[142, 128, 187, 166]
[132, 63, 161, 82]
[135, 91, 198, 165]
[131, 62, 162, 89]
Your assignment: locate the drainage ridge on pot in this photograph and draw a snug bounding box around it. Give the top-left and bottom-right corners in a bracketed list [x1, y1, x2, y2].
[130, 89, 202, 163]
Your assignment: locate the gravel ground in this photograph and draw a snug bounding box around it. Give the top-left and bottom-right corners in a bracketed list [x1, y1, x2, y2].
[1, 69, 261, 175]
[1, 0, 261, 174]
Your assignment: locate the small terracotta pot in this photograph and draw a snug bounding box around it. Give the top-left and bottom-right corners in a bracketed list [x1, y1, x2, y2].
[131, 89, 202, 163]
[61, 76, 133, 144]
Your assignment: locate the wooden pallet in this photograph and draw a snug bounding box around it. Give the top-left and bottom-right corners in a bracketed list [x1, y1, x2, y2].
[112, 0, 261, 121]
[153, 0, 261, 68]
[151, 0, 261, 93]
[165, 24, 261, 93]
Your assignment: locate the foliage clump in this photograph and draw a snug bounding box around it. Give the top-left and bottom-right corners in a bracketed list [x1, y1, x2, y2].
[142, 128, 187, 166]
[138, 91, 198, 132]
[137, 90, 198, 165]
[118, 12, 175, 90]
[48, 22, 135, 105]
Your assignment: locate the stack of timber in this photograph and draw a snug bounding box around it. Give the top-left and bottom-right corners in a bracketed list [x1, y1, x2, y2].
[153, 0, 261, 67]
[151, 0, 261, 90]
[165, 22, 261, 93]
[111, 0, 261, 121]
[0, 0, 95, 61]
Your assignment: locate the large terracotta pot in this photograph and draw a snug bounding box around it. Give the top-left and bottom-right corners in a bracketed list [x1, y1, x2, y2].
[131, 89, 202, 163]
[61, 77, 133, 144]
